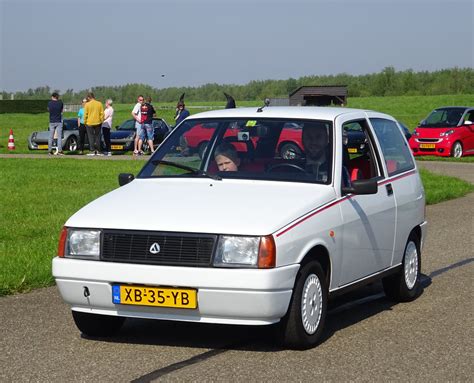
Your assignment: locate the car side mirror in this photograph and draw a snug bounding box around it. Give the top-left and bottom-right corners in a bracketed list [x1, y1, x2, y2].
[118, 173, 134, 186]
[342, 179, 378, 195]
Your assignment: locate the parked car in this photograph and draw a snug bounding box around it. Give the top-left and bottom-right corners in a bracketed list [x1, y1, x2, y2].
[110, 118, 170, 152]
[53, 106, 426, 349]
[409, 106, 474, 158]
[28, 118, 85, 152]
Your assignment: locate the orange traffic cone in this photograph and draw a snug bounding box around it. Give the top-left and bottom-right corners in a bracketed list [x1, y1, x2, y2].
[8, 129, 15, 150]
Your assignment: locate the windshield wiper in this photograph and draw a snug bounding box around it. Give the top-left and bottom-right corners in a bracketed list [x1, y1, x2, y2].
[151, 160, 222, 180]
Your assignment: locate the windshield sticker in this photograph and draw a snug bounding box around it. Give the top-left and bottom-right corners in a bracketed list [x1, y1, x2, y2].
[246, 120, 257, 127]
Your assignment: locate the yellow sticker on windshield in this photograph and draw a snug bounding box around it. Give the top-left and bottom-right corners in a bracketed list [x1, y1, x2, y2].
[246, 120, 257, 127]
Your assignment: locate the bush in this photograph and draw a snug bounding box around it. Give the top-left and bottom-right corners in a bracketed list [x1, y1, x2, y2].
[0, 100, 49, 114]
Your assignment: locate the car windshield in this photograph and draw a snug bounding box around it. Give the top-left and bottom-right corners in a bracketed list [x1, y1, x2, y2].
[420, 108, 465, 127]
[138, 118, 333, 184]
[117, 120, 135, 130]
[63, 119, 77, 130]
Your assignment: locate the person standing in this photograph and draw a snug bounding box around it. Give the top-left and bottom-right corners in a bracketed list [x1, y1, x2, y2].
[132, 95, 144, 155]
[77, 98, 87, 154]
[174, 101, 189, 126]
[102, 99, 114, 156]
[47, 92, 64, 155]
[84, 92, 104, 156]
[138, 96, 156, 154]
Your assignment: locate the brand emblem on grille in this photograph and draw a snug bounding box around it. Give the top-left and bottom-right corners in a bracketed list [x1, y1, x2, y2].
[149, 243, 161, 254]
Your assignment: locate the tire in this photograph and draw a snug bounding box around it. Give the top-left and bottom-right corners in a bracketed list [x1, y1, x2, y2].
[72, 311, 125, 337]
[65, 136, 78, 152]
[279, 143, 302, 160]
[451, 141, 463, 158]
[277, 261, 328, 349]
[142, 141, 150, 153]
[383, 233, 421, 302]
[198, 142, 208, 159]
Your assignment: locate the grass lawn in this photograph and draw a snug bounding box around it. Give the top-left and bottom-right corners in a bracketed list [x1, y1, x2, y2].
[416, 155, 474, 163]
[0, 157, 472, 296]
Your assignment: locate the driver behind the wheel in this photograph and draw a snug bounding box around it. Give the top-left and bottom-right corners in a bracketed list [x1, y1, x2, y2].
[302, 123, 329, 182]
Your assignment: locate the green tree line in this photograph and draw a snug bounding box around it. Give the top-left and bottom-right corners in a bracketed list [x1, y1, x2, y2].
[2, 67, 473, 104]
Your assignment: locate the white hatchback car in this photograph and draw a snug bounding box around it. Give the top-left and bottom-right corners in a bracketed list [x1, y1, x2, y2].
[53, 107, 427, 349]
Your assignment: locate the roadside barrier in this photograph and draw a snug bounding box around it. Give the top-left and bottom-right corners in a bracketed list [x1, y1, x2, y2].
[8, 128, 15, 150]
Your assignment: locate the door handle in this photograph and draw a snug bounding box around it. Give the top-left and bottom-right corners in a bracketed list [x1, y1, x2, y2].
[386, 183, 393, 196]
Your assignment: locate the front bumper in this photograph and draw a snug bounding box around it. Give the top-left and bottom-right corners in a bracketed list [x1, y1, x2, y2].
[52, 257, 299, 325]
[410, 138, 453, 157]
[110, 139, 134, 151]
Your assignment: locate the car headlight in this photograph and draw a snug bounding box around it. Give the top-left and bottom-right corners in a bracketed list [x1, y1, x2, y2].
[440, 130, 454, 137]
[128, 131, 135, 139]
[213, 235, 275, 268]
[65, 229, 101, 259]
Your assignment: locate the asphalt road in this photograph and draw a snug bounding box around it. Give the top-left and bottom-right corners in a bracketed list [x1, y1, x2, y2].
[0, 164, 473, 382]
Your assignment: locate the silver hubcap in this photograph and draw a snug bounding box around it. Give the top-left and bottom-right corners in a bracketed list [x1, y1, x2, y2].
[282, 147, 297, 159]
[453, 143, 462, 158]
[69, 141, 77, 151]
[301, 273, 323, 334]
[404, 241, 418, 290]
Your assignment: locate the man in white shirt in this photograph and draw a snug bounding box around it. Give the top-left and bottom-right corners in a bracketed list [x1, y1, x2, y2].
[132, 95, 144, 155]
[102, 99, 114, 156]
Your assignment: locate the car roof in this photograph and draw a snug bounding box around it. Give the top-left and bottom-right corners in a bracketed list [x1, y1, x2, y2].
[187, 106, 378, 121]
[433, 106, 473, 111]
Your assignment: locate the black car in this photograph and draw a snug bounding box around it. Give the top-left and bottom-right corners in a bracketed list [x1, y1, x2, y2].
[110, 118, 171, 152]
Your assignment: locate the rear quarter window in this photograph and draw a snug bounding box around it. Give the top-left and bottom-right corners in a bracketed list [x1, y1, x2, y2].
[370, 118, 415, 176]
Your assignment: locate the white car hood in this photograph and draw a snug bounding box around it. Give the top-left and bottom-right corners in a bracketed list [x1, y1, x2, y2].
[66, 178, 336, 235]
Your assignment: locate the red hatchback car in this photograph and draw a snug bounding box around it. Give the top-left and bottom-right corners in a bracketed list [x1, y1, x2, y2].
[409, 107, 474, 158]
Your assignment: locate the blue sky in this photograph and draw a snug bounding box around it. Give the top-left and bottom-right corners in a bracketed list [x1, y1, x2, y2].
[0, 0, 472, 92]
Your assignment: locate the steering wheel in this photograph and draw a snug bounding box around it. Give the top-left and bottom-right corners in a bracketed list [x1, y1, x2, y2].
[267, 163, 307, 173]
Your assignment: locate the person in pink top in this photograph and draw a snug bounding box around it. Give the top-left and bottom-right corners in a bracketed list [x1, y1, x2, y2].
[102, 99, 114, 156]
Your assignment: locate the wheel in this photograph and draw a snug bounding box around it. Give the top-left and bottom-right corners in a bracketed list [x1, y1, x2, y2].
[198, 142, 208, 159]
[65, 136, 78, 152]
[72, 311, 125, 337]
[279, 143, 302, 160]
[142, 141, 150, 153]
[277, 261, 328, 349]
[267, 163, 307, 173]
[451, 141, 463, 158]
[383, 233, 421, 302]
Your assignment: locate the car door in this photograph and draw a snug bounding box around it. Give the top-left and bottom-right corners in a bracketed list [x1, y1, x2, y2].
[368, 116, 421, 266]
[461, 109, 474, 154]
[338, 117, 397, 286]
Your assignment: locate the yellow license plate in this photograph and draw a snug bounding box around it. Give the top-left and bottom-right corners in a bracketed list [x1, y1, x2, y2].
[420, 143, 435, 149]
[348, 148, 358, 153]
[111, 145, 124, 150]
[38, 144, 49, 149]
[112, 285, 197, 309]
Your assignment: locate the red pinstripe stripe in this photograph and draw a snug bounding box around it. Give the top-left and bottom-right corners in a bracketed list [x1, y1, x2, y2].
[276, 169, 417, 237]
[276, 196, 352, 237]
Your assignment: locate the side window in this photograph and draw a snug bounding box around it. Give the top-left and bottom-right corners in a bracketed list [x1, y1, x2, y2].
[464, 111, 474, 123]
[370, 118, 415, 176]
[342, 120, 382, 182]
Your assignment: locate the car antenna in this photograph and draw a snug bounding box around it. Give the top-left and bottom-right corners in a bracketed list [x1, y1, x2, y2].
[257, 98, 270, 113]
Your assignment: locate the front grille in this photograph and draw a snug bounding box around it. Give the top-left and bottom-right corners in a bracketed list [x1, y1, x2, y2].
[417, 138, 440, 143]
[102, 230, 217, 267]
